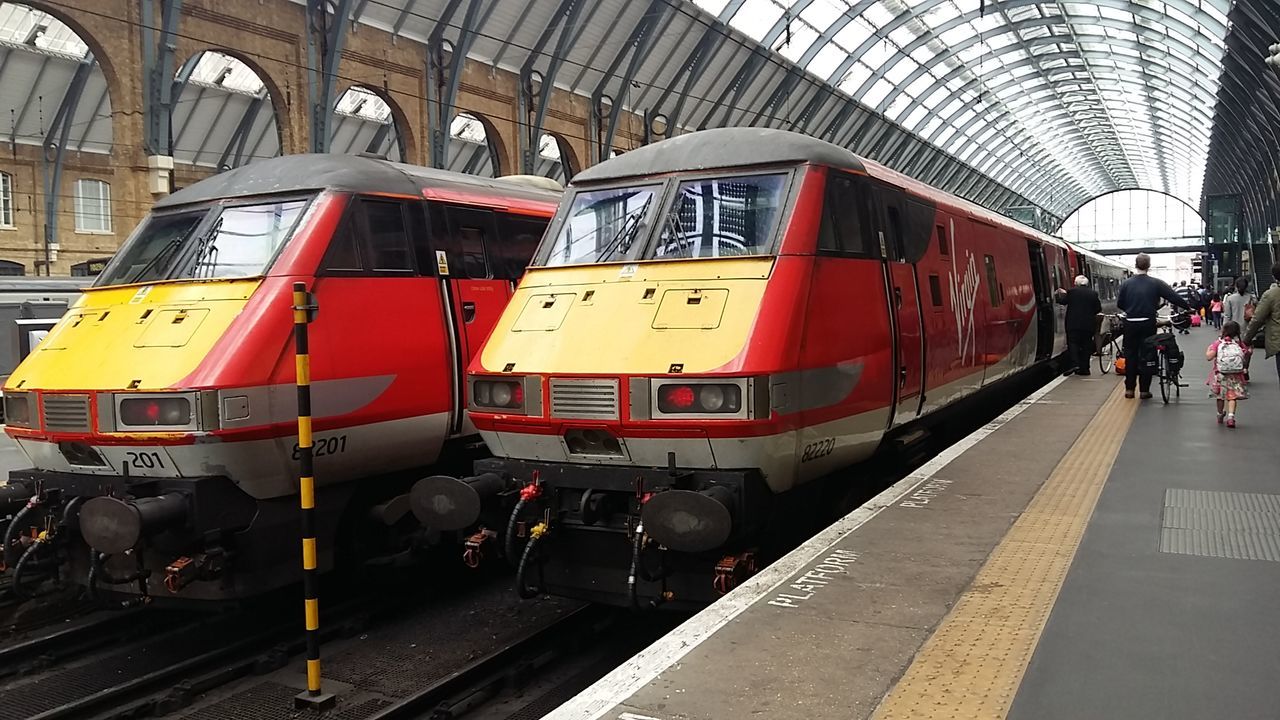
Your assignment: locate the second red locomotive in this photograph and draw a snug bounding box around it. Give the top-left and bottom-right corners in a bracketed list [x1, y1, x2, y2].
[411, 128, 1125, 608]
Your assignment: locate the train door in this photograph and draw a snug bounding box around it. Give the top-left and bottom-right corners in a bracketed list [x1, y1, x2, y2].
[1026, 240, 1054, 361]
[439, 206, 510, 363]
[876, 187, 925, 427]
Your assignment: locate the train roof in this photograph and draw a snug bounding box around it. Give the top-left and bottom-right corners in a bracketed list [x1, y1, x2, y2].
[156, 154, 561, 210]
[573, 127, 1124, 272]
[572, 127, 867, 184]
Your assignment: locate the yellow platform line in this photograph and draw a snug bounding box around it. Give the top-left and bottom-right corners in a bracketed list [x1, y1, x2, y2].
[872, 383, 1137, 720]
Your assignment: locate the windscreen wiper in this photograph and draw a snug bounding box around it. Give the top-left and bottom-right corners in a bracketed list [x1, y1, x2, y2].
[188, 217, 224, 278]
[596, 198, 652, 263]
[126, 222, 201, 283]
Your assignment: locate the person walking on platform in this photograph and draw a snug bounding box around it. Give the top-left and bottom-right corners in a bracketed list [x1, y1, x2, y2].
[1056, 275, 1102, 376]
[1210, 293, 1223, 329]
[1243, 261, 1280, 386]
[1207, 321, 1249, 428]
[1222, 276, 1255, 380]
[1174, 282, 1196, 334]
[1117, 253, 1191, 399]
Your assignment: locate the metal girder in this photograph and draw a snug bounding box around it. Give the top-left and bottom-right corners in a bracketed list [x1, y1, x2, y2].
[305, 0, 353, 154]
[217, 95, 264, 170]
[518, 0, 587, 174]
[42, 55, 94, 275]
[365, 120, 392, 156]
[426, 0, 484, 170]
[141, 0, 184, 156]
[648, 22, 733, 135]
[705, 49, 770, 130]
[591, 0, 670, 160]
[172, 86, 206, 153]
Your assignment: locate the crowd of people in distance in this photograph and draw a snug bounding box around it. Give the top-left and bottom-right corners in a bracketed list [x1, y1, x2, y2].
[1056, 253, 1280, 429]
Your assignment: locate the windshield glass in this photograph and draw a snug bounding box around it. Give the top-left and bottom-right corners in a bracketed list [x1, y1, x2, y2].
[651, 174, 787, 259]
[96, 197, 310, 286]
[539, 184, 662, 266]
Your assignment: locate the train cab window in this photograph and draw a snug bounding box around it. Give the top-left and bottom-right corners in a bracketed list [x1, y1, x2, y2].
[929, 273, 943, 308]
[493, 215, 548, 280]
[362, 200, 414, 272]
[937, 224, 949, 256]
[652, 173, 787, 259]
[443, 206, 498, 279]
[818, 172, 872, 257]
[984, 254, 1000, 306]
[321, 222, 363, 271]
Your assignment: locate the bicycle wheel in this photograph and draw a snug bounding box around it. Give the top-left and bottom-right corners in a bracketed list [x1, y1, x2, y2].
[1174, 371, 1181, 399]
[1159, 356, 1171, 404]
[1097, 337, 1115, 374]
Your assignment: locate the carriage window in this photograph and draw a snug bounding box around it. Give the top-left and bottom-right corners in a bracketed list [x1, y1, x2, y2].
[929, 273, 943, 308]
[937, 224, 949, 256]
[444, 206, 496, 278]
[818, 172, 871, 256]
[651, 173, 787, 259]
[984, 254, 1000, 306]
[539, 184, 662, 266]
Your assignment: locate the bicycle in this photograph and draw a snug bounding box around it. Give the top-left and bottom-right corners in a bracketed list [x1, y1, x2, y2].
[1153, 311, 1192, 404]
[1096, 314, 1123, 375]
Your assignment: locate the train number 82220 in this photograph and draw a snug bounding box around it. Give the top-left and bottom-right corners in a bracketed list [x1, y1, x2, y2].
[800, 438, 835, 463]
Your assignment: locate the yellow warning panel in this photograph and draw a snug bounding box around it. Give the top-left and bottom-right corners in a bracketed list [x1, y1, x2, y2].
[872, 384, 1137, 720]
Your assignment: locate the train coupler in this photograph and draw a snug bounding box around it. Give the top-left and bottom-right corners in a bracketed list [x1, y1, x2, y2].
[163, 549, 226, 593]
[712, 551, 757, 596]
[461, 528, 497, 569]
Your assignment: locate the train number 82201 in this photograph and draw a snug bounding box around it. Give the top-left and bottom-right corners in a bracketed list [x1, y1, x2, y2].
[292, 434, 348, 461]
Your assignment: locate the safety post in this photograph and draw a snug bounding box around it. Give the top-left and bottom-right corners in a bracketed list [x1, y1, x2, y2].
[291, 282, 335, 711]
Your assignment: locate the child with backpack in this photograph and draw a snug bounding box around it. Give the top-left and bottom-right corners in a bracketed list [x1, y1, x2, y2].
[1206, 321, 1249, 428]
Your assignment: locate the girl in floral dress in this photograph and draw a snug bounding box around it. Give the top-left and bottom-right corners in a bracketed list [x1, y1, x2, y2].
[1206, 321, 1249, 428]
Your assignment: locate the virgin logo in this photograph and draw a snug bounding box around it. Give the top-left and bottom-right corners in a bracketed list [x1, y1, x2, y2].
[949, 231, 980, 365]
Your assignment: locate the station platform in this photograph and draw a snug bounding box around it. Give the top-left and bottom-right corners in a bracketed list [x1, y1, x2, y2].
[547, 325, 1280, 720]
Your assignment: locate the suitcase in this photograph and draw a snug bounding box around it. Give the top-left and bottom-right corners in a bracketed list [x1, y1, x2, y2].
[1190, 313, 1202, 327]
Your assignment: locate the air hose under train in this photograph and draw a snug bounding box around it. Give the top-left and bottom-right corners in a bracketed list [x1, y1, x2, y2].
[515, 522, 548, 600]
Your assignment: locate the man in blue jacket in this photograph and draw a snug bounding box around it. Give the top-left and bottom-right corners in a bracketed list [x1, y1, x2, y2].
[1116, 254, 1193, 398]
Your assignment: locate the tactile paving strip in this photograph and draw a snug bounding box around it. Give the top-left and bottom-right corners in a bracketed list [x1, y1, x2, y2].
[1160, 488, 1280, 562]
[871, 383, 1137, 720]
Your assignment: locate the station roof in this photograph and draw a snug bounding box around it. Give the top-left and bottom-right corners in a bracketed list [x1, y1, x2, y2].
[2, 0, 1277, 234]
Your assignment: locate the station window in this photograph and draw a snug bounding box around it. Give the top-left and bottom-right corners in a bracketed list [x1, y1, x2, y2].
[818, 172, 872, 257]
[984, 254, 1000, 306]
[936, 224, 948, 256]
[0, 172, 13, 228]
[74, 179, 111, 233]
[929, 273, 943, 308]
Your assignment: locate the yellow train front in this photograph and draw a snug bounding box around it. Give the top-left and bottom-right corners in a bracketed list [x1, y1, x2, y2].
[411, 128, 1123, 609]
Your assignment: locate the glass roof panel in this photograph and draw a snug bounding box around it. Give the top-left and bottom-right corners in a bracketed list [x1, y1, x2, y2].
[694, 0, 1231, 215]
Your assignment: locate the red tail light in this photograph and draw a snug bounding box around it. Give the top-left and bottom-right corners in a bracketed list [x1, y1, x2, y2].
[661, 385, 696, 410]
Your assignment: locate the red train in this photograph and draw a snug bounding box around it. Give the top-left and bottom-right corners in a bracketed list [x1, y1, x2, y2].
[1, 155, 558, 600]
[410, 128, 1125, 608]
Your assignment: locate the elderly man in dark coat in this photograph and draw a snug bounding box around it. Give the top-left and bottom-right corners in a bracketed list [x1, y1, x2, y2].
[1056, 274, 1102, 376]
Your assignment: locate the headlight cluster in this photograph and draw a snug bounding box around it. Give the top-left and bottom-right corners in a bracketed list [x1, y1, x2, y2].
[3, 392, 33, 428]
[472, 380, 524, 410]
[119, 396, 193, 427]
[657, 383, 743, 414]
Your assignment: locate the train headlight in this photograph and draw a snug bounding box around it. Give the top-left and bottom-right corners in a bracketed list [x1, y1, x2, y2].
[113, 393, 200, 431]
[470, 376, 541, 415]
[3, 392, 34, 428]
[657, 383, 742, 415]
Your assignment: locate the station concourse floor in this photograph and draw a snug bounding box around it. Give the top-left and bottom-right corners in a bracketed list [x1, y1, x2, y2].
[547, 323, 1280, 720]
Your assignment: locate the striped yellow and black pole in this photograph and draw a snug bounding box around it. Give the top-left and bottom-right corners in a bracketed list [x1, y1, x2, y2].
[291, 282, 334, 711]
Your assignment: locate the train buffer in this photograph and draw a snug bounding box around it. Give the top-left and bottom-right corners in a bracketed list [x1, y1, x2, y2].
[545, 339, 1280, 720]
